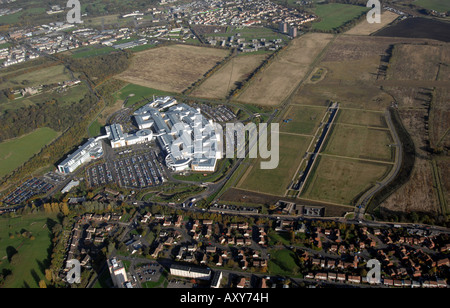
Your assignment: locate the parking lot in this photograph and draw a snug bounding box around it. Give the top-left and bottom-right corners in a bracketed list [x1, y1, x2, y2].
[2, 177, 55, 205]
[134, 262, 164, 285]
[87, 147, 166, 189]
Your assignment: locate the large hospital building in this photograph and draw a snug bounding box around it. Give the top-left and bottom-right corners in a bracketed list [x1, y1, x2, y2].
[58, 97, 222, 174]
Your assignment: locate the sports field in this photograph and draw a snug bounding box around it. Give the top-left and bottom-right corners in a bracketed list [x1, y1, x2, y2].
[301, 155, 391, 205]
[312, 3, 369, 31]
[0, 213, 57, 288]
[236, 33, 334, 106]
[238, 134, 312, 196]
[0, 128, 59, 179]
[117, 44, 230, 93]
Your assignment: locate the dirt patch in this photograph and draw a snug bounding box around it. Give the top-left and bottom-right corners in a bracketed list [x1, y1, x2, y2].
[345, 11, 399, 36]
[116, 44, 229, 93]
[191, 53, 268, 99]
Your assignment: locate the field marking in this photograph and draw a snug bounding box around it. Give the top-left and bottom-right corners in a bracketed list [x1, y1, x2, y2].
[279, 132, 315, 138]
[319, 153, 395, 165]
[333, 122, 390, 131]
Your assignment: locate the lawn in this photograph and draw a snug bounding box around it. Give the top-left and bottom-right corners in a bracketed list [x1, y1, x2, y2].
[0, 213, 57, 288]
[312, 3, 369, 31]
[238, 134, 312, 196]
[114, 83, 175, 108]
[0, 128, 59, 179]
[268, 249, 300, 276]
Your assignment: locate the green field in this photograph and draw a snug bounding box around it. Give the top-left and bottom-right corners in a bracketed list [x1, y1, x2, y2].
[0, 128, 59, 179]
[0, 213, 57, 288]
[114, 83, 175, 108]
[238, 134, 312, 196]
[280, 106, 327, 135]
[414, 0, 450, 12]
[70, 46, 117, 59]
[0, 64, 73, 91]
[312, 3, 369, 31]
[0, 8, 46, 25]
[268, 249, 301, 277]
[302, 155, 391, 205]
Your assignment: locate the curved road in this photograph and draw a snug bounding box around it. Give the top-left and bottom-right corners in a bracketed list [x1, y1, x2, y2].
[355, 108, 403, 220]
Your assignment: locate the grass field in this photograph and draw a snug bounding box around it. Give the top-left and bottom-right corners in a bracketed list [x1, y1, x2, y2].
[413, 0, 450, 12]
[238, 134, 312, 196]
[236, 33, 334, 106]
[191, 53, 269, 99]
[113, 83, 175, 108]
[268, 249, 300, 277]
[0, 64, 73, 91]
[323, 125, 394, 162]
[312, 3, 369, 31]
[336, 109, 387, 128]
[0, 7, 46, 25]
[70, 46, 117, 59]
[0, 128, 59, 179]
[0, 213, 57, 288]
[117, 44, 230, 93]
[280, 105, 327, 135]
[301, 155, 391, 205]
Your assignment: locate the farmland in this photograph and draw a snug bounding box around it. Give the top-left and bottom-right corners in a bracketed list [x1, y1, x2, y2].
[0, 128, 59, 179]
[191, 53, 269, 99]
[235, 33, 334, 106]
[345, 11, 399, 36]
[116, 44, 230, 93]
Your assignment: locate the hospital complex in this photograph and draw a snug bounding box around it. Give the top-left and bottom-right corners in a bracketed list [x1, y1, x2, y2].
[58, 97, 222, 175]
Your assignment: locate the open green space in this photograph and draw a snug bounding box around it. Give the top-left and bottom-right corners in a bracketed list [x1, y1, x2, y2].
[413, 0, 450, 12]
[238, 134, 312, 196]
[70, 46, 117, 59]
[0, 65, 73, 91]
[0, 213, 57, 288]
[0, 7, 46, 25]
[280, 105, 327, 135]
[301, 155, 392, 205]
[114, 83, 175, 108]
[0, 128, 59, 179]
[311, 3, 369, 31]
[323, 125, 394, 162]
[268, 249, 301, 277]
